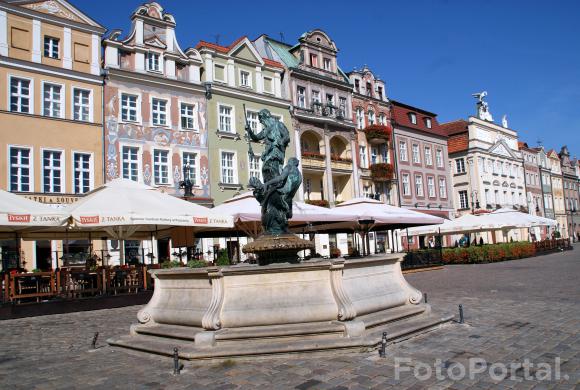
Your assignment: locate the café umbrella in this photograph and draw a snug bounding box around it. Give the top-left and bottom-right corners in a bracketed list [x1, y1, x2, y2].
[0, 189, 67, 234]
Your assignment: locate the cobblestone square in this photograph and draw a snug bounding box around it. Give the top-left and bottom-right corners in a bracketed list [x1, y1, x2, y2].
[0, 247, 578, 389]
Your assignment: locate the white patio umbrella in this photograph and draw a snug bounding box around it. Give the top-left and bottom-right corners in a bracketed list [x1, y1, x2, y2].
[211, 192, 357, 237]
[0, 189, 67, 234]
[488, 207, 557, 228]
[64, 178, 233, 239]
[401, 213, 498, 237]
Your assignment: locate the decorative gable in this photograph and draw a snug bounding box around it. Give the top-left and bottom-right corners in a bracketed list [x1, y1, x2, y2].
[232, 45, 260, 63]
[228, 38, 264, 66]
[488, 140, 516, 159]
[144, 35, 167, 49]
[19, 0, 103, 28]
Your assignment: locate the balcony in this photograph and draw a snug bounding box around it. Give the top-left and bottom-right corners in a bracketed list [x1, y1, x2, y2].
[301, 151, 326, 169]
[370, 163, 395, 182]
[305, 199, 329, 208]
[330, 154, 353, 171]
[294, 102, 353, 129]
[364, 125, 391, 144]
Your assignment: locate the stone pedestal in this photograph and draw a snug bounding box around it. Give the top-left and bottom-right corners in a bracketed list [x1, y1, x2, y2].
[109, 254, 452, 360]
[242, 233, 315, 265]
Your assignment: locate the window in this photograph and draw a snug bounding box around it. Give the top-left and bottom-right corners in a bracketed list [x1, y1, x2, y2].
[459, 190, 469, 209]
[153, 150, 169, 185]
[218, 105, 233, 133]
[363, 185, 371, 198]
[455, 158, 466, 173]
[356, 108, 364, 129]
[9, 147, 31, 192]
[366, 82, 372, 96]
[240, 70, 250, 87]
[249, 154, 261, 180]
[311, 90, 320, 105]
[354, 79, 360, 93]
[43, 83, 62, 118]
[377, 86, 383, 100]
[427, 176, 435, 198]
[359, 145, 368, 168]
[263, 76, 273, 93]
[338, 97, 347, 117]
[10, 77, 31, 113]
[73, 88, 90, 121]
[180, 103, 196, 130]
[73, 153, 91, 194]
[151, 98, 167, 126]
[412, 144, 420, 164]
[415, 175, 424, 196]
[425, 146, 433, 166]
[485, 189, 491, 204]
[182, 152, 198, 186]
[43, 150, 63, 193]
[439, 177, 447, 198]
[214, 64, 225, 81]
[121, 93, 138, 122]
[146, 52, 160, 72]
[122, 146, 139, 181]
[408, 112, 417, 124]
[402, 174, 410, 196]
[368, 110, 375, 125]
[44, 36, 59, 58]
[297, 86, 306, 108]
[481, 157, 487, 173]
[399, 141, 408, 161]
[424, 117, 432, 128]
[371, 147, 378, 165]
[436, 148, 443, 168]
[378, 113, 386, 125]
[309, 53, 318, 67]
[326, 94, 335, 114]
[323, 57, 331, 71]
[495, 190, 500, 205]
[245, 110, 261, 133]
[220, 151, 236, 184]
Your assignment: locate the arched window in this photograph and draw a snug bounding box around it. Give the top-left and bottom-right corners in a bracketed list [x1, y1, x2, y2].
[368, 109, 376, 126]
[378, 113, 386, 125]
[356, 108, 364, 129]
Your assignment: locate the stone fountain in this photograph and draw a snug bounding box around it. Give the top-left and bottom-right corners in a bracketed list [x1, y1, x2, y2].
[108, 110, 452, 360]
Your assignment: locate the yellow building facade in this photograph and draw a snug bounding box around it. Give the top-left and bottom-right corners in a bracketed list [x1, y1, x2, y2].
[0, 0, 105, 270]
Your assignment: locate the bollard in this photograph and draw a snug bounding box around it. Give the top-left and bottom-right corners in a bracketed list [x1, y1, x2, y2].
[379, 332, 387, 358]
[458, 304, 464, 324]
[91, 332, 99, 349]
[423, 292, 428, 304]
[173, 347, 180, 375]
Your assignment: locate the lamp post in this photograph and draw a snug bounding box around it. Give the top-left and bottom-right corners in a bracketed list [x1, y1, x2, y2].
[470, 190, 480, 213]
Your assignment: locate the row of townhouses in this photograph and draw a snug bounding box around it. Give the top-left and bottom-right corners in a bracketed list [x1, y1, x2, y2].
[0, 1, 578, 269]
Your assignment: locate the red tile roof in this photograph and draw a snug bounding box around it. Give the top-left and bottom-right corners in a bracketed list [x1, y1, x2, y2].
[390, 100, 446, 137]
[439, 119, 469, 136]
[447, 133, 469, 154]
[195, 37, 284, 69]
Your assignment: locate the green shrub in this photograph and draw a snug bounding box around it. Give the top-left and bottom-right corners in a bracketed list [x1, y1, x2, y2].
[215, 249, 230, 266]
[442, 242, 536, 264]
[187, 260, 207, 268]
[160, 260, 182, 269]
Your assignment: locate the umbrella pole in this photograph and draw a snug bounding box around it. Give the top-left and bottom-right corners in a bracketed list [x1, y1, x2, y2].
[236, 229, 241, 263]
[406, 228, 410, 254]
[14, 232, 21, 270]
[150, 231, 154, 265]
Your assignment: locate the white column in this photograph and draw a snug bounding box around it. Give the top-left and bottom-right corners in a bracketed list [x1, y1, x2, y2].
[324, 130, 335, 204]
[0, 11, 8, 56]
[188, 64, 200, 83]
[255, 66, 263, 93]
[227, 59, 235, 87]
[351, 138, 360, 198]
[63, 27, 72, 69]
[90, 34, 100, 75]
[135, 19, 144, 45]
[166, 58, 175, 78]
[32, 19, 41, 63]
[295, 127, 304, 201]
[203, 53, 213, 82]
[104, 45, 119, 68]
[274, 72, 282, 98]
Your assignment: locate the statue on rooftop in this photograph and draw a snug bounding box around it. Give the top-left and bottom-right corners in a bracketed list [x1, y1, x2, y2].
[472, 91, 494, 122]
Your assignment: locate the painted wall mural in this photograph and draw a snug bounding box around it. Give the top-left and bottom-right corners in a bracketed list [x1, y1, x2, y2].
[104, 80, 210, 199]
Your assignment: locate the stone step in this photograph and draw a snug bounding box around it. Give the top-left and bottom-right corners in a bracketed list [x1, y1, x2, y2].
[108, 310, 453, 360]
[134, 323, 204, 342]
[357, 303, 428, 329]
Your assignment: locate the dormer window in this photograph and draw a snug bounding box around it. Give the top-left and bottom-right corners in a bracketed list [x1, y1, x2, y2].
[366, 82, 372, 97]
[146, 52, 160, 72]
[309, 53, 318, 67]
[354, 79, 360, 93]
[239, 70, 251, 88]
[44, 36, 59, 59]
[424, 117, 432, 128]
[377, 86, 383, 100]
[408, 112, 417, 124]
[323, 58, 331, 71]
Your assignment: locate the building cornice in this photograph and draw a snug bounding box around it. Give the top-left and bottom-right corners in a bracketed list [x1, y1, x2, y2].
[211, 84, 291, 109]
[290, 67, 351, 90]
[106, 68, 205, 94]
[0, 56, 102, 84]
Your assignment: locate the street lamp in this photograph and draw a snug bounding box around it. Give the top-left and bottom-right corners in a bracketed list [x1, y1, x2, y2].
[470, 190, 480, 213]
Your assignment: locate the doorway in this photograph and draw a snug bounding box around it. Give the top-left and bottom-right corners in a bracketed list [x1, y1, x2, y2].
[35, 240, 52, 271]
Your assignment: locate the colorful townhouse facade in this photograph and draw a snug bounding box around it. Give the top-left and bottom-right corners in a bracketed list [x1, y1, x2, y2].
[558, 146, 579, 239]
[255, 31, 357, 208]
[537, 146, 555, 221]
[519, 141, 546, 239]
[547, 149, 567, 238]
[195, 37, 289, 206]
[101, 2, 209, 262]
[346, 66, 397, 205]
[0, 0, 105, 270]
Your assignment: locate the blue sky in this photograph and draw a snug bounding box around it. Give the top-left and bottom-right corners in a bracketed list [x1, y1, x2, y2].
[76, 0, 579, 157]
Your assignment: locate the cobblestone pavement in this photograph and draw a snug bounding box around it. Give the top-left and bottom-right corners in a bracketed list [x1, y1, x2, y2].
[0, 246, 578, 389]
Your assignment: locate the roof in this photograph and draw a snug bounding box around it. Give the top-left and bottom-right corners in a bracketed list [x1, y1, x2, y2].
[265, 38, 300, 68]
[195, 37, 284, 68]
[447, 133, 469, 154]
[439, 119, 469, 136]
[390, 100, 446, 137]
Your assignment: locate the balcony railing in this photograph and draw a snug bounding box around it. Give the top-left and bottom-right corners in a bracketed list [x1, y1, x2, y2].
[301, 151, 326, 169]
[370, 163, 395, 182]
[295, 102, 348, 121]
[330, 154, 353, 170]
